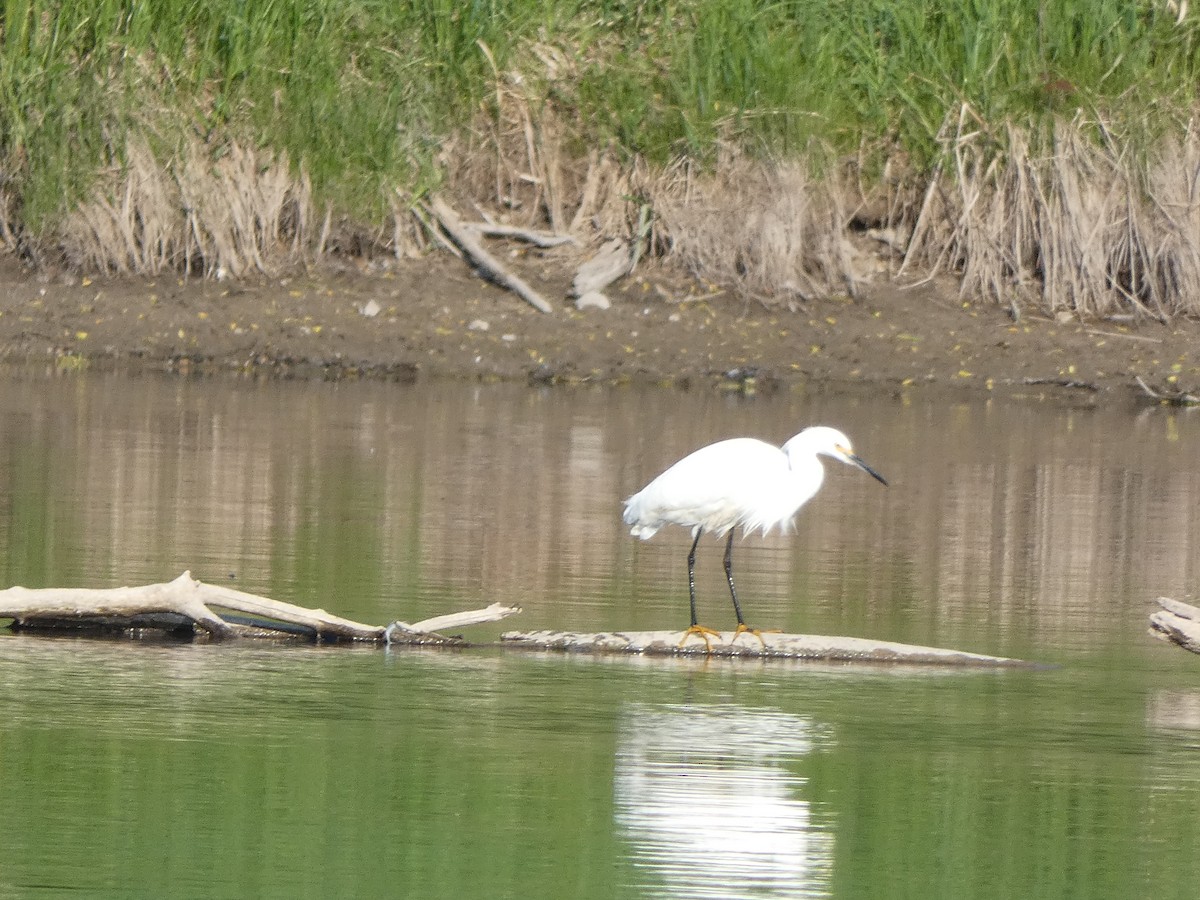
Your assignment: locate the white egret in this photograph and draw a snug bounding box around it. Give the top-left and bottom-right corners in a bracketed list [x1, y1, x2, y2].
[623, 426, 887, 647]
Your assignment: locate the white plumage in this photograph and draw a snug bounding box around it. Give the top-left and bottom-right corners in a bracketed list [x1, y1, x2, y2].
[623, 426, 887, 646]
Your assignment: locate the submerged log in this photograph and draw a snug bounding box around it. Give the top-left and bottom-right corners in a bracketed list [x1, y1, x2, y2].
[500, 629, 1029, 666]
[1150, 597, 1200, 654]
[0, 571, 521, 644]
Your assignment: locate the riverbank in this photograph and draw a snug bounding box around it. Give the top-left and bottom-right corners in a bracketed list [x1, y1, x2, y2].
[4, 2, 1200, 327]
[1, 253, 1195, 404]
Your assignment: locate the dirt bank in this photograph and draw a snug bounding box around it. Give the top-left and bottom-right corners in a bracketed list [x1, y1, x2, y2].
[0, 253, 1196, 404]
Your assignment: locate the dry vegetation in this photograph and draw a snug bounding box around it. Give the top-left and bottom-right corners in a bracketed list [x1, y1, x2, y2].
[5, 1, 1200, 322]
[902, 109, 1200, 321]
[44, 91, 1200, 324]
[59, 139, 312, 279]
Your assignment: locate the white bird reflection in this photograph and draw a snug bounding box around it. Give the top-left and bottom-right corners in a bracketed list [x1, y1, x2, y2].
[1147, 690, 1200, 733]
[615, 703, 833, 898]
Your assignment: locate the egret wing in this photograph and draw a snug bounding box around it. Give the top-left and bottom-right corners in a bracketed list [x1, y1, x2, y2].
[625, 438, 787, 535]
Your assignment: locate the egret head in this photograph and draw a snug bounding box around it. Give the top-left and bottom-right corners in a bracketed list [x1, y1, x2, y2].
[785, 426, 888, 486]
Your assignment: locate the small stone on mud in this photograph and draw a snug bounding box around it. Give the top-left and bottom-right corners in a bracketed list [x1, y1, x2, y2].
[468, 319, 490, 331]
[359, 299, 382, 318]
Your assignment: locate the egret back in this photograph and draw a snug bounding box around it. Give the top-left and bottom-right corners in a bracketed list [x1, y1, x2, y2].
[624, 437, 824, 539]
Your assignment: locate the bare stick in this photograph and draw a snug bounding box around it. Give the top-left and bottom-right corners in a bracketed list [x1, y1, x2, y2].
[426, 196, 554, 313]
[1088, 329, 1163, 344]
[1023, 377, 1099, 391]
[475, 224, 577, 248]
[899, 111, 954, 276]
[385, 602, 523, 644]
[1137, 376, 1164, 399]
[1135, 376, 1200, 405]
[410, 202, 462, 259]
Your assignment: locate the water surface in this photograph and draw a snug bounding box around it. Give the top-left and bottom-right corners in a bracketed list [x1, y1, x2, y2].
[1, 372, 1199, 898]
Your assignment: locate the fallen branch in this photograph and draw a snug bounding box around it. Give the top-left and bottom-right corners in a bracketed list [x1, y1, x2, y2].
[1151, 596, 1200, 654]
[0, 571, 521, 644]
[410, 203, 462, 259]
[1135, 376, 1200, 405]
[500, 629, 1029, 665]
[1086, 329, 1163, 344]
[425, 196, 555, 313]
[1023, 376, 1100, 392]
[475, 223, 577, 248]
[385, 603, 524, 643]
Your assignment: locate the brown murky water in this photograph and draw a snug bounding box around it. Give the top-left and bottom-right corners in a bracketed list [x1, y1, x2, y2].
[1, 371, 1199, 898]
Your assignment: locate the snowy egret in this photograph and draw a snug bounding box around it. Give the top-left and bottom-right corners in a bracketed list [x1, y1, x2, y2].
[623, 426, 887, 647]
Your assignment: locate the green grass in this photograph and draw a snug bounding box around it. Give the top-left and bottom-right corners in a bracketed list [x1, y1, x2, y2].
[1, 0, 1199, 240]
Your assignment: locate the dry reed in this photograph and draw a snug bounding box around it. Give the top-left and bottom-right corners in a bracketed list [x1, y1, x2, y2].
[443, 40, 640, 243]
[904, 110, 1200, 319]
[647, 152, 863, 303]
[45, 88, 1200, 323]
[61, 138, 311, 278]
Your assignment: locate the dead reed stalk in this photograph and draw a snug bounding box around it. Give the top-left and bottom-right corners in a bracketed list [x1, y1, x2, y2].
[444, 39, 638, 243]
[905, 110, 1200, 319]
[648, 152, 860, 302]
[62, 137, 311, 278]
[42, 82, 1200, 323]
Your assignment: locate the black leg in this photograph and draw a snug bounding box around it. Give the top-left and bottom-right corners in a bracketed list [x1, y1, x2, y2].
[687, 529, 703, 627]
[724, 529, 747, 627]
[678, 528, 724, 651]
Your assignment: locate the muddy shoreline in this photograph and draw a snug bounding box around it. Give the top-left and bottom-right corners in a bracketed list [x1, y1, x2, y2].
[0, 254, 1195, 405]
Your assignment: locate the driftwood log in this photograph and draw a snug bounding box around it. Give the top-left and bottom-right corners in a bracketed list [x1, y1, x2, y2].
[500, 629, 1029, 666]
[422, 196, 640, 314]
[425, 196, 556, 314]
[1150, 597, 1200, 654]
[0, 571, 521, 645]
[0, 572, 1031, 665]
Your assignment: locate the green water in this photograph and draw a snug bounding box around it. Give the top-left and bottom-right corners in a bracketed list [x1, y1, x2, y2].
[3, 641, 1198, 899]
[2, 372, 1200, 898]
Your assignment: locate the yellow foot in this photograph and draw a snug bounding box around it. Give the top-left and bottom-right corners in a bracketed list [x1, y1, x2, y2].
[729, 623, 781, 648]
[678, 624, 723, 650]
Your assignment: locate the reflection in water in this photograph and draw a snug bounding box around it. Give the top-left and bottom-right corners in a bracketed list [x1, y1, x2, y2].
[7, 374, 1200, 899]
[1, 372, 1199, 655]
[614, 703, 832, 899]
[1147, 690, 1200, 733]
